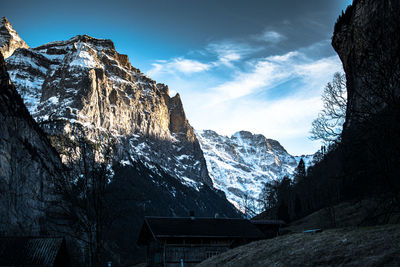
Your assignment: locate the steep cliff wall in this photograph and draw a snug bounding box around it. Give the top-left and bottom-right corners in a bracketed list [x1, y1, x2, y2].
[332, 0, 400, 124]
[327, 0, 400, 208]
[0, 52, 62, 235]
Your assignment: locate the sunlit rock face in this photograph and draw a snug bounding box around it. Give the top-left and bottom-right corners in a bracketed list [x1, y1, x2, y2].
[4, 33, 210, 186]
[197, 130, 301, 212]
[0, 17, 29, 59]
[0, 53, 62, 235]
[332, 0, 400, 125]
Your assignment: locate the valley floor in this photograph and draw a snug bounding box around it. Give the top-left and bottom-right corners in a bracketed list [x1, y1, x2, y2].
[197, 224, 400, 267]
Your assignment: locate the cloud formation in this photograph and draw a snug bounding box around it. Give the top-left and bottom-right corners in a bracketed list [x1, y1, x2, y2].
[145, 32, 343, 155]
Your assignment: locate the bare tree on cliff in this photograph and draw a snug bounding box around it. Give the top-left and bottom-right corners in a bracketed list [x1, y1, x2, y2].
[310, 72, 347, 145]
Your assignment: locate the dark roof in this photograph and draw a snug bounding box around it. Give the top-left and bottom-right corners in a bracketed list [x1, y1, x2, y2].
[0, 237, 65, 267]
[251, 219, 286, 225]
[138, 216, 264, 245]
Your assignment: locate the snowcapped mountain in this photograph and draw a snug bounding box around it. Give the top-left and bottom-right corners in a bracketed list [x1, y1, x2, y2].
[4, 31, 211, 188]
[197, 130, 313, 212]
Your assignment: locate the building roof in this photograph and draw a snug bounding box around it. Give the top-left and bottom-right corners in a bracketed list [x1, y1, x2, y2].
[137, 216, 265, 245]
[0, 237, 66, 267]
[250, 219, 286, 225]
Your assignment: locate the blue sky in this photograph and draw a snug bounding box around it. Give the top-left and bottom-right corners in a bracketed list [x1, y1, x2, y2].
[2, 0, 352, 155]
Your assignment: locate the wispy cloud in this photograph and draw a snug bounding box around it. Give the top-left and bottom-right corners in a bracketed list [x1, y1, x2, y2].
[147, 41, 259, 77]
[206, 41, 258, 66]
[208, 60, 285, 103]
[254, 30, 286, 43]
[206, 51, 340, 106]
[147, 57, 211, 77]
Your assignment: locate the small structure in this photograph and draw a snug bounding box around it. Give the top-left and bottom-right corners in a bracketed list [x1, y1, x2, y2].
[0, 237, 69, 267]
[250, 219, 286, 238]
[137, 216, 264, 267]
[303, 229, 323, 234]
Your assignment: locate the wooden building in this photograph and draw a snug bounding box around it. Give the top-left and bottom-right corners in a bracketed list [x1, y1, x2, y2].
[0, 237, 69, 267]
[137, 216, 265, 267]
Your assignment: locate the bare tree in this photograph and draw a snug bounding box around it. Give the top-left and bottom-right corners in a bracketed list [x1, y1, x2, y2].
[46, 122, 116, 267]
[310, 72, 347, 145]
[240, 192, 257, 219]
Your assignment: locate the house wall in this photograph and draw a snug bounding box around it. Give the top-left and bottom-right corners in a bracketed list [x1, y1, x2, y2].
[145, 241, 231, 267]
[164, 244, 229, 267]
[146, 241, 164, 267]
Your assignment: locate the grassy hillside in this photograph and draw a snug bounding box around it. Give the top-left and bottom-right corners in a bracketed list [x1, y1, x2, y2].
[197, 224, 400, 267]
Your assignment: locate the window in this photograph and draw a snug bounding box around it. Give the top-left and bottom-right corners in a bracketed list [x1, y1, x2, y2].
[154, 253, 161, 263]
[206, 251, 220, 258]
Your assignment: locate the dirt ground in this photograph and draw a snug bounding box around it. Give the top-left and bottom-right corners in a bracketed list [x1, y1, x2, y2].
[197, 224, 400, 267]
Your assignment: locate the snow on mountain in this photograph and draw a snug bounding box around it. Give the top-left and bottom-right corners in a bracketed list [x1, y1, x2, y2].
[4, 32, 211, 189]
[197, 130, 304, 212]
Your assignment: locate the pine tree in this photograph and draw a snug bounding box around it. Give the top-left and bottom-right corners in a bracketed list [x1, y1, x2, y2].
[293, 158, 306, 184]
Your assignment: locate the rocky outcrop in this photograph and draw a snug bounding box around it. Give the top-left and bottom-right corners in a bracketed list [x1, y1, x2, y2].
[5, 33, 211, 186]
[332, 0, 400, 124]
[0, 17, 29, 59]
[0, 52, 62, 235]
[197, 130, 299, 212]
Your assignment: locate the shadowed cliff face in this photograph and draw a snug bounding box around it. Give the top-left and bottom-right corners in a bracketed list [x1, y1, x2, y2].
[0, 52, 62, 235]
[332, 0, 400, 125]
[3, 31, 211, 186]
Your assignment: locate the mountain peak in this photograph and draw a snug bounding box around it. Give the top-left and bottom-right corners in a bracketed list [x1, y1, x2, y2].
[34, 34, 116, 54]
[0, 17, 29, 58]
[54, 34, 113, 47]
[232, 130, 259, 139]
[197, 129, 298, 213]
[0, 17, 9, 25]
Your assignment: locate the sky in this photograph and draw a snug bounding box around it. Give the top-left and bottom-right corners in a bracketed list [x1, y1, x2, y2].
[2, 0, 353, 155]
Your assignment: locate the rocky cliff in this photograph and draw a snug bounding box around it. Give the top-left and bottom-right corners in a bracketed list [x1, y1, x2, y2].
[0, 52, 62, 235]
[332, 0, 400, 124]
[4, 32, 210, 187]
[197, 130, 303, 212]
[0, 17, 29, 59]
